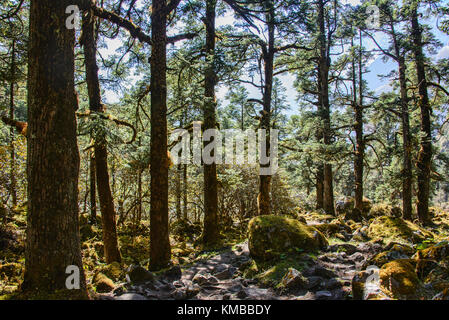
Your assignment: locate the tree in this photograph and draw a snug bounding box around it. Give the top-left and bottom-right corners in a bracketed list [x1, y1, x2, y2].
[22, 0, 88, 298]
[202, 0, 220, 245]
[410, 0, 432, 225]
[81, 4, 121, 263]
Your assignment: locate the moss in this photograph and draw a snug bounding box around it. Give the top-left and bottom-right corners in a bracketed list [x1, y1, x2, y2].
[248, 215, 328, 261]
[368, 216, 434, 244]
[366, 244, 414, 268]
[242, 253, 315, 288]
[93, 273, 115, 293]
[379, 259, 420, 298]
[417, 241, 449, 261]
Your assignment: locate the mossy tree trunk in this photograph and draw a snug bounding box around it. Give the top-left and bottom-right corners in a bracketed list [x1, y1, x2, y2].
[149, 0, 177, 270]
[23, 0, 88, 299]
[82, 5, 121, 263]
[202, 0, 220, 244]
[318, 0, 335, 215]
[410, 3, 431, 225]
[353, 31, 365, 212]
[9, 39, 17, 207]
[258, 0, 275, 216]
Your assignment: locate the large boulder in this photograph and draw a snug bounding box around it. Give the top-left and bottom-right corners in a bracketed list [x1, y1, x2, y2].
[248, 215, 328, 261]
[368, 216, 433, 244]
[379, 259, 420, 299]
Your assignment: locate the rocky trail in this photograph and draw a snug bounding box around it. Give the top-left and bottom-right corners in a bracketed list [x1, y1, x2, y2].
[101, 240, 383, 300]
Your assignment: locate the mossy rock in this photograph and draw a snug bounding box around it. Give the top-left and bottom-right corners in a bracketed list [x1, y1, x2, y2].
[364, 243, 414, 268]
[248, 215, 328, 261]
[415, 241, 449, 261]
[336, 197, 372, 216]
[0, 262, 23, 278]
[368, 203, 401, 219]
[96, 262, 125, 282]
[379, 259, 420, 298]
[424, 265, 449, 292]
[368, 216, 434, 244]
[93, 273, 115, 293]
[243, 253, 315, 288]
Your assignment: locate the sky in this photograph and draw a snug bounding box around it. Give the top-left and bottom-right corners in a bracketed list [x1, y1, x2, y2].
[100, 0, 449, 117]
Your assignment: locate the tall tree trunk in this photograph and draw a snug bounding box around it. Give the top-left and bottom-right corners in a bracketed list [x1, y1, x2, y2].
[258, 0, 275, 216]
[353, 31, 364, 211]
[89, 153, 97, 224]
[82, 6, 121, 263]
[149, 0, 171, 270]
[316, 164, 324, 209]
[411, 4, 431, 225]
[176, 164, 182, 220]
[202, 0, 220, 244]
[183, 164, 188, 221]
[23, 0, 88, 298]
[390, 19, 413, 220]
[318, 0, 335, 215]
[9, 40, 17, 207]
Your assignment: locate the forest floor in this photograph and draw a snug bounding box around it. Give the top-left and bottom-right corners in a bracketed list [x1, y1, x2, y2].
[2, 202, 449, 300]
[100, 240, 381, 300]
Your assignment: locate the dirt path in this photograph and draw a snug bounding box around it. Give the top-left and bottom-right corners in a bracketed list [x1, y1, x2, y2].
[108, 241, 383, 300]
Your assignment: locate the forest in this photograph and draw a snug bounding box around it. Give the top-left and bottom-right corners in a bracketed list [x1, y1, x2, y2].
[0, 0, 448, 301]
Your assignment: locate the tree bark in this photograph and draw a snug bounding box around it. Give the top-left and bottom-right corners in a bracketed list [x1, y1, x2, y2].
[318, 0, 335, 215]
[23, 0, 88, 299]
[257, 0, 275, 216]
[353, 31, 364, 211]
[82, 6, 121, 263]
[411, 4, 431, 225]
[89, 153, 97, 224]
[390, 19, 413, 220]
[202, 0, 220, 244]
[149, 0, 171, 270]
[9, 39, 17, 207]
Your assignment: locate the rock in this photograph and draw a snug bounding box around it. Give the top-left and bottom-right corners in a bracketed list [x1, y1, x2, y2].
[432, 288, 449, 300]
[314, 221, 351, 238]
[328, 243, 358, 255]
[236, 289, 248, 299]
[364, 243, 414, 269]
[305, 265, 338, 279]
[0, 262, 23, 278]
[315, 290, 333, 299]
[214, 268, 234, 280]
[115, 293, 148, 300]
[305, 276, 322, 289]
[192, 273, 209, 285]
[186, 284, 201, 298]
[248, 215, 328, 261]
[414, 241, 449, 261]
[280, 268, 308, 290]
[379, 259, 420, 298]
[162, 265, 182, 280]
[367, 216, 433, 244]
[347, 252, 366, 263]
[352, 268, 388, 300]
[336, 197, 372, 216]
[93, 273, 115, 293]
[98, 262, 124, 282]
[323, 278, 343, 290]
[126, 265, 154, 284]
